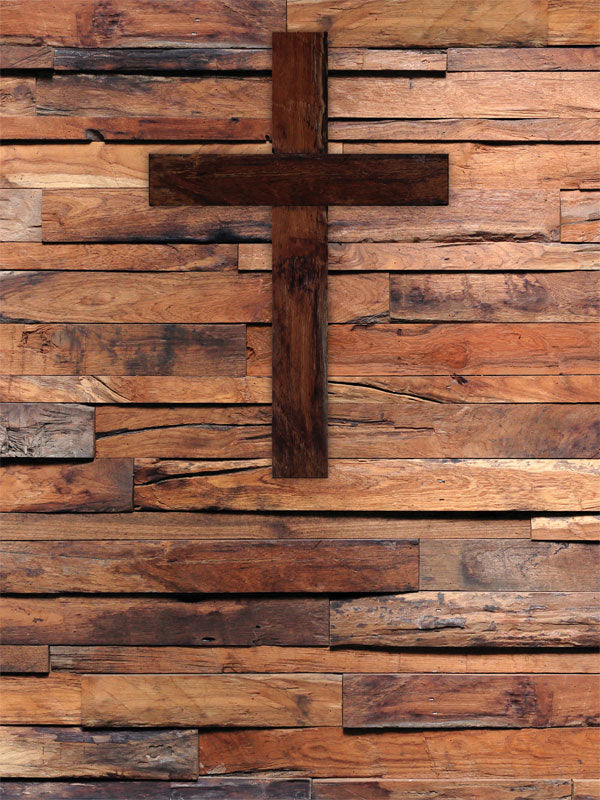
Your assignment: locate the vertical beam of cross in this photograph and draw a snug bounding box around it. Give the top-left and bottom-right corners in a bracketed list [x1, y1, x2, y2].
[271, 32, 329, 478]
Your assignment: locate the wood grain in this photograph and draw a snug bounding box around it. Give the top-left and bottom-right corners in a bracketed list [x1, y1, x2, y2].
[0, 646, 48, 674]
[0, 540, 418, 594]
[561, 191, 600, 243]
[0, 403, 94, 459]
[0, 190, 41, 242]
[0, 45, 53, 70]
[0, 675, 81, 724]
[0, 596, 329, 646]
[0, 459, 132, 512]
[574, 782, 600, 800]
[312, 780, 573, 800]
[448, 47, 600, 71]
[0, 727, 198, 779]
[548, 0, 600, 44]
[343, 674, 599, 728]
[531, 515, 600, 541]
[330, 591, 600, 648]
[0, 79, 35, 115]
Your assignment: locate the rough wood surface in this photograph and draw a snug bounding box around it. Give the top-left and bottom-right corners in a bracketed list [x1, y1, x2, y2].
[0, 675, 81, 725]
[0, 190, 41, 242]
[561, 191, 600, 243]
[0, 45, 53, 70]
[0, 78, 36, 115]
[342, 674, 599, 728]
[448, 47, 600, 71]
[0, 403, 94, 459]
[548, 0, 600, 44]
[330, 592, 600, 648]
[0, 646, 48, 674]
[573, 782, 600, 800]
[0, 596, 329, 646]
[531, 515, 600, 541]
[0, 726, 198, 779]
[312, 780, 574, 799]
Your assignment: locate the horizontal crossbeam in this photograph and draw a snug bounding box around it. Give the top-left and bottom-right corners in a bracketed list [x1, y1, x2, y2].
[149, 153, 449, 207]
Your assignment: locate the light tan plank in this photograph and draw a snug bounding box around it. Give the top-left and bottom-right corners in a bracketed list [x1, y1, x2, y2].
[329, 48, 447, 70]
[561, 191, 600, 243]
[574, 781, 600, 800]
[0, 189, 41, 242]
[0, 676, 80, 724]
[531, 515, 600, 541]
[448, 47, 600, 70]
[548, 0, 600, 44]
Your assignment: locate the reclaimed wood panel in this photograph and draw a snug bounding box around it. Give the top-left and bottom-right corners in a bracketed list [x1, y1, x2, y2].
[0, 675, 81, 724]
[0, 45, 53, 70]
[81, 674, 341, 727]
[0, 190, 41, 242]
[574, 782, 600, 800]
[343, 674, 599, 728]
[330, 592, 600, 648]
[0, 403, 94, 459]
[0, 79, 35, 115]
[197, 727, 599, 778]
[1, 324, 246, 376]
[0, 726, 198, 779]
[0, 540, 418, 594]
[448, 47, 600, 71]
[0, 646, 48, 674]
[548, 0, 600, 44]
[531, 515, 600, 541]
[561, 191, 600, 243]
[0, 596, 329, 646]
[0, 459, 132, 513]
[312, 780, 574, 799]
[420, 539, 600, 591]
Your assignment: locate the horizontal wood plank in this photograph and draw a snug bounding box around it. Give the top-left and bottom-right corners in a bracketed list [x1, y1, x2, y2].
[0, 190, 41, 242]
[448, 47, 600, 71]
[561, 191, 600, 243]
[0, 79, 35, 116]
[531, 515, 600, 541]
[0, 646, 48, 674]
[0, 45, 53, 70]
[573, 782, 600, 800]
[548, 0, 600, 44]
[0, 403, 94, 458]
[0, 596, 329, 646]
[0, 459, 132, 512]
[0, 676, 81, 725]
[312, 780, 573, 799]
[343, 674, 599, 728]
[330, 591, 600, 648]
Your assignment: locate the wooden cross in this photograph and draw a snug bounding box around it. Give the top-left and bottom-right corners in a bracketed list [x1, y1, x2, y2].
[149, 32, 448, 479]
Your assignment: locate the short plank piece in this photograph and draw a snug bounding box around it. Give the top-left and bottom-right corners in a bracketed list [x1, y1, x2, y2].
[0, 45, 54, 70]
[448, 47, 600, 71]
[419, 539, 600, 591]
[81, 674, 341, 727]
[343, 674, 599, 729]
[548, 0, 600, 44]
[0, 646, 48, 674]
[0, 596, 329, 646]
[0, 727, 198, 779]
[0, 675, 81, 725]
[0, 403, 94, 459]
[312, 780, 573, 800]
[0, 540, 418, 594]
[330, 592, 600, 648]
[0, 189, 41, 242]
[531, 515, 600, 541]
[561, 191, 600, 242]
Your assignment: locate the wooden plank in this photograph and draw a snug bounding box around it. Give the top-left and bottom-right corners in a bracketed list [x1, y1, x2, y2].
[420, 540, 600, 591]
[50, 646, 600, 675]
[0, 727, 198, 779]
[561, 191, 600, 243]
[0, 676, 81, 725]
[2, 272, 388, 324]
[0, 459, 132, 512]
[0, 646, 48, 674]
[240, 242, 600, 271]
[0, 512, 530, 541]
[548, 0, 600, 44]
[330, 73, 600, 118]
[448, 47, 600, 70]
[134, 458, 600, 513]
[0, 403, 94, 459]
[532, 515, 600, 541]
[1, 324, 246, 376]
[312, 780, 573, 799]
[197, 727, 599, 778]
[0, 45, 53, 70]
[329, 48, 447, 71]
[343, 674, 599, 728]
[247, 324, 600, 376]
[81, 674, 341, 727]
[0, 243, 238, 271]
[0, 540, 419, 594]
[0, 79, 35, 115]
[0, 0, 285, 47]
[0, 190, 41, 242]
[0, 596, 329, 646]
[331, 592, 600, 648]
[574, 782, 600, 800]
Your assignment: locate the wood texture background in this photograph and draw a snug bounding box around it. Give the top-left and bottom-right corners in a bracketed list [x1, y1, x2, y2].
[0, 0, 599, 795]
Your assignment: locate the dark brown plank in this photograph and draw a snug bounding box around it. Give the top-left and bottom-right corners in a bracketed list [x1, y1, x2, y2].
[420, 539, 600, 591]
[0, 646, 49, 674]
[330, 592, 600, 648]
[1, 324, 245, 376]
[343, 674, 599, 728]
[0, 727, 198, 779]
[53, 47, 272, 72]
[312, 780, 573, 799]
[149, 154, 449, 207]
[0, 45, 53, 70]
[0, 459, 132, 513]
[0, 540, 418, 594]
[0, 403, 94, 459]
[0, 596, 329, 646]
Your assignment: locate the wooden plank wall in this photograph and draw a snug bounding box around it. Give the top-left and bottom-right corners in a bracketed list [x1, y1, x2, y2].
[0, 0, 599, 795]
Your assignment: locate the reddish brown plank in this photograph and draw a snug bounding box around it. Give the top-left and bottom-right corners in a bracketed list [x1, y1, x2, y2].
[312, 780, 573, 799]
[573, 782, 600, 800]
[0, 45, 53, 70]
[0, 646, 49, 674]
[0, 675, 81, 724]
[0, 403, 94, 459]
[448, 47, 600, 71]
[561, 191, 600, 243]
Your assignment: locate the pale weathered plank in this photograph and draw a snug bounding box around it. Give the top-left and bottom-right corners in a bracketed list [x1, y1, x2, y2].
[0, 540, 418, 594]
[420, 539, 600, 591]
[330, 592, 600, 648]
[531, 515, 600, 541]
[448, 47, 600, 71]
[312, 780, 573, 800]
[561, 191, 600, 243]
[0, 646, 49, 674]
[0, 459, 132, 512]
[548, 0, 600, 44]
[342, 674, 599, 728]
[0, 403, 94, 458]
[0, 727, 198, 779]
[0, 190, 41, 242]
[0, 676, 81, 725]
[0, 45, 53, 70]
[0, 596, 329, 646]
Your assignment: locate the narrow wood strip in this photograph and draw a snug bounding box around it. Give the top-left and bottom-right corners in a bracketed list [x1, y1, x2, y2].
[0, 596, 329, 646]
[343, 674, 599, 728]
[0, 189, 41, 242]
[0, 45, 53, 70]
[531, 515, 600, 541]
[0, 676, 81, 725]
[420, 540, 600, 591]
[0, 727, 198, 779]
[329, 48, 446, 71]
[0, 403, 94, 459]
[312, 780, 573, 800]
[0, 78, 36, 115]
[197, 727, 599, 778]
[561, 191, 600, 243]
[0, 646, 49, 674]
[0, 540, 419, 594]
[0, 459, 132, 513]
[548, 0, 600, 44]
[448, 47, 600, 71]
[81, 674, 341, 727]
[330, 592, 600, 648]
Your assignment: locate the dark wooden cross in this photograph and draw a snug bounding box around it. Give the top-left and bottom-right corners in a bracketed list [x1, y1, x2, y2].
[149, 32, 448, 479]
